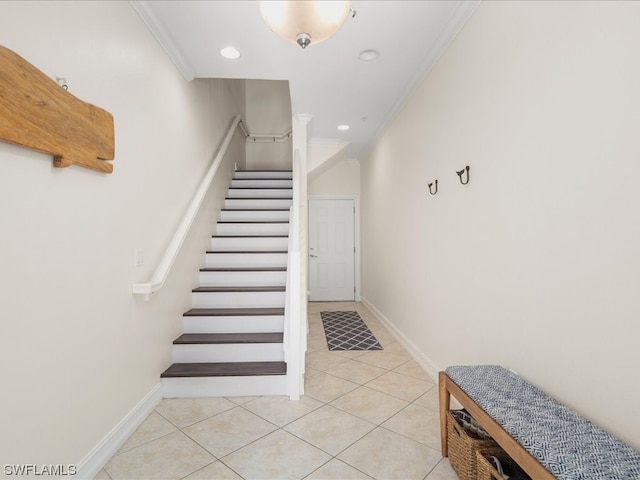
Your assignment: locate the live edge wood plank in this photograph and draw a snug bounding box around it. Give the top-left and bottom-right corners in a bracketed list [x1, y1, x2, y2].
[0, 45, 115, 173]
[439, 371, 556, 480]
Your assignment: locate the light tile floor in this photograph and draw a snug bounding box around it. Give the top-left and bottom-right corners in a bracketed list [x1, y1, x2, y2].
[97, 302, 458, 480]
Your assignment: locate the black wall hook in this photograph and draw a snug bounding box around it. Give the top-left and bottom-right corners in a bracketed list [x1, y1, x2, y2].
[428, 179, 438, 195]
[456, 166, 470, 185]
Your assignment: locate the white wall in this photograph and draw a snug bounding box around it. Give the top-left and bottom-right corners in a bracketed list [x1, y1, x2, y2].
[245, 79, 292, 170]
[245, 79, 291, 133]
[0, 0, 245, 472]
[361, 1, 640, 449]
[245, 140, 292, 170]
[308, 158, 360, 196]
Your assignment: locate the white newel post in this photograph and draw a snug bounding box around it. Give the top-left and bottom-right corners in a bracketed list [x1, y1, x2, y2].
[285, 114, 311, 400]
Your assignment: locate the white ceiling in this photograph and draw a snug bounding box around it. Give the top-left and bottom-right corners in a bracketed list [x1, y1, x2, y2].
[132, 1, 479, 159]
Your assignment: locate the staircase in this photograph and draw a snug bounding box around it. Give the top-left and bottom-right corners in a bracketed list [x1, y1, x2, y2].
[161, 170, 293, 397]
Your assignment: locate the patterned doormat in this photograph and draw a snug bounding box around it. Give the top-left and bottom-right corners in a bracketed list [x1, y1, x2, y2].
[320, 311, 383, 351]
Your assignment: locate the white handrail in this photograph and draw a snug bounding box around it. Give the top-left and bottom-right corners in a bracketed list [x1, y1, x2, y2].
[237, 121, 292, 144]
[245, 130, 292, 143]
[132, 115, 242, 300]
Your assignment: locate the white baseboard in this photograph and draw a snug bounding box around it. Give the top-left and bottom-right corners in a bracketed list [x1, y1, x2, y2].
[361, 297, 442, 384]
[72, 383, 162, 480]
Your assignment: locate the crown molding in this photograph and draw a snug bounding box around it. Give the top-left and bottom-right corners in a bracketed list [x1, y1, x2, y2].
[129, 1, 196, 81]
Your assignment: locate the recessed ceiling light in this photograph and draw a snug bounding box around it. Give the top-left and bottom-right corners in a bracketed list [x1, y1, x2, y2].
[338, 124, 350, 131]
[358, 49, 379, 61]
[220, 46, 241, 60]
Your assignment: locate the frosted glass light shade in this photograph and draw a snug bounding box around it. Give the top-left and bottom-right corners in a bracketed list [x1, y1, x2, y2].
[259, 1, 350, 48]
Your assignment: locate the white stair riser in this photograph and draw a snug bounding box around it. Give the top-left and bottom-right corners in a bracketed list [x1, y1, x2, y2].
[183, 315, 284, 334]
[224, 199, 293, 209]
[199, 270, 287, 287]
[216, 223, 289, 236]
[191, 291, 285, 308]
[162, 375, 287, 398]
[234, 170, 292, 180]
[227, 188, 292, 198]
[211, 236, 288, 251]
[231, 179, 292, 188]
[173, 343, 284, 363]
[220, 210, 290, 222]
[206, 253, 288, 268]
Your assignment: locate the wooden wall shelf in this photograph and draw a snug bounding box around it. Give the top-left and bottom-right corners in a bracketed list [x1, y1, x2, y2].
[0, 45, 115, 173]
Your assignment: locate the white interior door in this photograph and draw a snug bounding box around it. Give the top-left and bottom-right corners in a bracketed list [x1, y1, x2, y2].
[308, 198, 355, 301]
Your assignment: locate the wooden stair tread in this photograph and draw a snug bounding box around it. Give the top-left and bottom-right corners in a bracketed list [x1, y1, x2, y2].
[200, 267, 286, 272]
[217, 221, 289, 224]
[161, 361, 287, 378]
[173, 333, 283, 344]
[212, 235, 288, 238]
[221, 208, 290, 211]
[184, 307, 285, 316]
[192, 286, 285, 293]
[225, 197, 293, 200]
[206, 250, 288, 254]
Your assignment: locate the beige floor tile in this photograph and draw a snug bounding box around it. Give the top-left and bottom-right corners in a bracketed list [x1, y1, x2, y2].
[361, 317, 387, 331]
[307, 313, 324, 335]
[393, 359, 434, 382]
[105, 431, 214, 480]
[222, 429, 331, 480]
[284, 405, 375, 455]
[331, 349, 368, 359]
[242, 394, 323, 427]
[305, 371, 360, 403]
[307, 332, 329, 351]
[314, 302, 358, 312]
[93, 469, 111, 480]
[380, 340, 411, 355]
[330, 386, 408, 425]
[381, 403, 442, 449]
[324, 359, 387, 385]
[226, 396, 259, 405]
[425, 458, 459, 480]
[355, 350, 411, 370]
[305, 366, 321, 378]
[304, 458, 373, 479]
[307, 328, 324, 339]
[305, 349, 350, 371]
[307, 320, 324, 335]
[366, 328, 396, 347]
[337, 428, 442, 480]
[155, 397, 236, 428]
[182, 461, 242, 479]
[365, 370, 433, 402]
[415, 386, 439, 411]
[116, 411, 177, 454]
[306, 303, 325, 314]
[183, 407, 277, 458]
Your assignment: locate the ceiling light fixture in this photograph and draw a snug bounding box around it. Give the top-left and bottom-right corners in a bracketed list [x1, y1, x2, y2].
[219, 46, 241, 60]
[258, 1, 351, 49]
[338, 124, 350, 131]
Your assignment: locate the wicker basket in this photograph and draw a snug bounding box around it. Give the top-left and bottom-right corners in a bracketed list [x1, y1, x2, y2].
[446, 410, 497, 480]
[476, 448, 532, 480]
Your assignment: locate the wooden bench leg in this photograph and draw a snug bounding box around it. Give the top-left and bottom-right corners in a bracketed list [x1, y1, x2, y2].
[439, 371, 450, 457]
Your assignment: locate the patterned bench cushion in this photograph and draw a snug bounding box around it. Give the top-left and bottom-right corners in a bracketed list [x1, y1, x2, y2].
[446, 365, 640, 480]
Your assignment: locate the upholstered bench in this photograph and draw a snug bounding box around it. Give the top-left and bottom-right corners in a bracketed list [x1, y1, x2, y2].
[439, 365, 640, 479]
